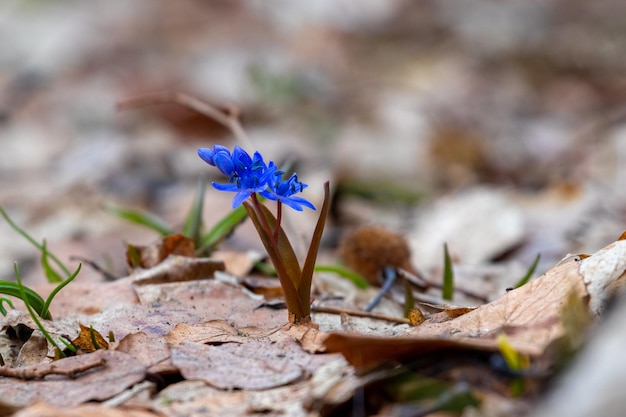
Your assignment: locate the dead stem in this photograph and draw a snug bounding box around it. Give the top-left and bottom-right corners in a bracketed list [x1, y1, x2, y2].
[311, 305, 412, 325]
[0, 358, 106, 380]
[117, 91, 255, 150]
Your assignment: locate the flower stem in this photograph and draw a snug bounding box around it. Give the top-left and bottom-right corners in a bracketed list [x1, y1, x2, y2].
[274, 201, 282, 244]
[250, 193, 273, 238]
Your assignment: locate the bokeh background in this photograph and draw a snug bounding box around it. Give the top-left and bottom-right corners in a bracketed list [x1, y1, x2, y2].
[2, 0, 626, 286]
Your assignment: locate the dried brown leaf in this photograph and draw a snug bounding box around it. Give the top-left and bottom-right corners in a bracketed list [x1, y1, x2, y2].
[115, 332, 173, 375]
[72, 323, 109, 353]
[126, 234, 195, 269]
[14, 402, 160, 417]
[171, 340, 305, 390]
[131, 255, 225, 285]
[0, 350, 145, 408]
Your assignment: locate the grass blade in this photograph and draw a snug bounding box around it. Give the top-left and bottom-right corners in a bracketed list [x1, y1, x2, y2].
[200, 204, 249, 250]
[42, 263, 82, 316]
[442, 243, 454, 301]
[182, 180, 206, 247]
[105, 204, 173, 236]
[514, 253, 541, 289]
[41, 240, 63, 283]
[0, 297, 14, 316]
[0, 280, 49, 319]
[0, 207, 71, 276]
[313, 264, 369, 289]
[13, 262, 64, 357]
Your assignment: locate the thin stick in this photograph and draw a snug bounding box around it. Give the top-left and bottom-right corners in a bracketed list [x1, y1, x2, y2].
[0, 358, 106, 380]
[117, 91, 255, 150]
[311, 305, 411, 325]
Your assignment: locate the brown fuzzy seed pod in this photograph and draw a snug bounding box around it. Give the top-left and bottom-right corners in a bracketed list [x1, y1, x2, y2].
[338, 226, 414, 286]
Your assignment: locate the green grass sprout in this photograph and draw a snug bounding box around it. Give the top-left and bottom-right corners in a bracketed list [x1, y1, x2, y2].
[312, 264, 369, 289]
[514, 253, 541, 289]
[0, 297, 14, 316]
[0, 280, 49, 319]
[14, 262, 66, 358]
[182, 180, 206, 248]
[200, 203, 249, 252]
[442, 243, 454, 301]
[58, 336, 77, 353]
[89, 325, 102, 350]
[41, 263, 82, 318]
[403, 278, 415, 318]
[41, 240, 63, 283]
[1, 207, 71, 279]
[254, 262, 370, 290]
[105, 204, 173, 236]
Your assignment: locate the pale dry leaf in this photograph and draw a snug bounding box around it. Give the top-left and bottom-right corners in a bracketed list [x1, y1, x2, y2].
[171, 340, 305, 390]
[115, 332, 173, 375]
[409, 188, 525, 269]
[166, 321, 252, 345]
[15, 331, 48, 368]
[131, 255, 225, 285]
[145, 379, 311, 417]
[34, 276, 139, 317]
[13, 402, 160, 417]
[130, 279, 287, 328]
[0, 350, 146, 408]
[579, 239, 626, 315]
[326, 237, 626, 370]
[211, 250, 264, 277]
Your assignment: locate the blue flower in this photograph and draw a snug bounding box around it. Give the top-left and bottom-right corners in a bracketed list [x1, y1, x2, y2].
[198, 145, 314, 211]
[198, 146, 278, 208]
[262, 173, 316, 211]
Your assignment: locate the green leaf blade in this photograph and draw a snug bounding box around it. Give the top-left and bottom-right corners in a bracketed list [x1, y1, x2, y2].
[105, 204, 173, 236]
[514, 253, 541, 289]
[201, 204, 249, 250]
[442, 243, 454, 301]
[182, 180, 206, 247]
[41, 240, 64, 283]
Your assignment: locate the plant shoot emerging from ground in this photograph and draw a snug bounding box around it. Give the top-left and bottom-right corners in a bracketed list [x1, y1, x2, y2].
[198, 145, 329, 324]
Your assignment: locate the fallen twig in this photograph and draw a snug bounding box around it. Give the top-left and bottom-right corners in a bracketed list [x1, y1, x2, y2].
[0, 357, 106, 380]
[312, 305, 412, 325]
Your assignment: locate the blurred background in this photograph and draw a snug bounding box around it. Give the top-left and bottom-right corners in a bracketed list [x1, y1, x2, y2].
[1, 0, 626, 287]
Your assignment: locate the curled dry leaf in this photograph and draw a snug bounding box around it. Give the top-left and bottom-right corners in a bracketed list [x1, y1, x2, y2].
[326, 237, 626, 371]
[72, 323, 109, 353]
[126, 234, 196, 269]
[131, 255, 225, 285]
[579, 239, 626, 315]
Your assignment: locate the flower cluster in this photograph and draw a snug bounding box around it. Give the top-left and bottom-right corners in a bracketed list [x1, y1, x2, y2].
[198, 145, 315, 211]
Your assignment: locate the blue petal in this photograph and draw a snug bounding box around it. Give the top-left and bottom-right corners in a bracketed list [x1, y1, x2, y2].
[232, 191, 252, 208]
[212, 182, 239, 192]
[198, 148, 217, 166]
[260, 190, 279, 201]
[232, 146, 253, 170]
[198, 145, 231, 166]
[284, 196, 316, 211]
[213, 153, 235, 176]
